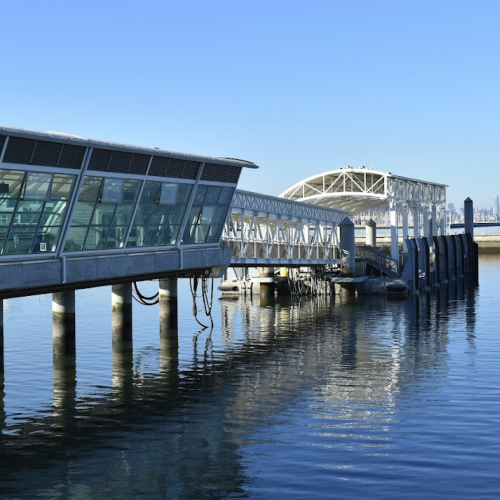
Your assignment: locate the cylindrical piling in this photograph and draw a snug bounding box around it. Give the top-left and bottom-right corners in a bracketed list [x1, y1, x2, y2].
[52, 291, 76, 358]
[259, 267, 275, 302]
[112, 283, 133, 344]
[159, 278, 178, 329]
[365, 219, 376, 247]
[464, 197, 474, 237]
[340, 217, 355, 275]
[0, 300, 3, 373]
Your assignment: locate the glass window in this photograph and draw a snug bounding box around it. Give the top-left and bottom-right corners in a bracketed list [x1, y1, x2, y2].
[160, 183, 178, 205]
[218, 187, 234, 205]
[127, 181, 193, 248]
[79, 177, 102, 202]
[205, 186, 221, 205]
[0, 170, 25, 200]
[50, 174, 75, 200]
[102, 178, 124, 204]
[24, 173, 52, 201]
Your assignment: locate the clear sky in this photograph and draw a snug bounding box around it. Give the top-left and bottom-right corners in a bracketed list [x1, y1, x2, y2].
[1, 0, 498, 209]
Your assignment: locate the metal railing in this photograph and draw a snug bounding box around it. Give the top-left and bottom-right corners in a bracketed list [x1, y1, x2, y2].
[355, 244, 399, 278]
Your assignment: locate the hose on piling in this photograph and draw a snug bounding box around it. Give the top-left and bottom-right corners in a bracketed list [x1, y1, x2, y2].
[189, 275, 214, 329]
[133, 281, 159, 305]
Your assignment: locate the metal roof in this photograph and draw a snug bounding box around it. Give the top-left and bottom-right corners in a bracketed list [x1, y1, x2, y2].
[279, 167, 447, 215]
[0, 125, 258, 169]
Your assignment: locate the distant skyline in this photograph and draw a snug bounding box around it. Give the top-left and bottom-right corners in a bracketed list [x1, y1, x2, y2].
[1, 1, 498, 209]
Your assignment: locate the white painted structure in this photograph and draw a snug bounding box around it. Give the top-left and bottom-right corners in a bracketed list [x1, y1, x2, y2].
[279, 167, 447, 260]
[222, 190, 347, 266]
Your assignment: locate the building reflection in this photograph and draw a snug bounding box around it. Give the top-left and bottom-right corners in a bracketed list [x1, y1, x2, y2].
[0, 277, 478, 497]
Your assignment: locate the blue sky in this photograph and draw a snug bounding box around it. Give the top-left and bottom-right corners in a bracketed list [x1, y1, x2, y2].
[1, 0, 498, 209]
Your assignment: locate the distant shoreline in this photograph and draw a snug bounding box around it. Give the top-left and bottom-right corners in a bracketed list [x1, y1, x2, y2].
[355, 234, 500, 254]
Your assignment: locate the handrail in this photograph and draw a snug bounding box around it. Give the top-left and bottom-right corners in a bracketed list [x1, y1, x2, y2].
[355, 245, 399, 277]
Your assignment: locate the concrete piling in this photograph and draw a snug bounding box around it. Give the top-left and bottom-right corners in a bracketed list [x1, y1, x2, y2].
[0, 300, 3, 373]
[340, 217, 355, 275]
[52, 291, 76, 358]
[259, 267, 275, 303]
[365, 219, 376, 247]
[159, 278, 178, 329]
[112, 283, 133, 344]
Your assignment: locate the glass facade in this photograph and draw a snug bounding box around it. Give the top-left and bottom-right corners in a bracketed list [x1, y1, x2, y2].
[0, 169, 76, 254]
[65, 176, 141, 251]
[126, 180, 193, 248]
[182, 185, 234, 244]
[0, 131, 242, 256]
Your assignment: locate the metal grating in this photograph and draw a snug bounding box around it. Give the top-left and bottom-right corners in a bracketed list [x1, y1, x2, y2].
[201, 163, 241, 183]
[59, 144, 86, 169]
[3, 137, 36, 164]
[200, 163, 216, 180]
[88, 148, 112, 171]
[165, 158, 185, 178]
[149, 156, 169, 176]
[108, 151, 133, 173]
[181, 160, 200, 179]
[225, 166, 241, 183]
[149, 156, 200, 179]
[3, 137, 87, 169]
[0, 135, 6, 157]
[129, 154, 150, 175]
[31, 140, 63, 166]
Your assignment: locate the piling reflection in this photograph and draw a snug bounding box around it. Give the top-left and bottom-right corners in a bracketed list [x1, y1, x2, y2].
[0, 276, 479, 498]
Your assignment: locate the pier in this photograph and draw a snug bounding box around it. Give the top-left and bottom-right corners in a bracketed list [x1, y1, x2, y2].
[0, 126, 479, 377]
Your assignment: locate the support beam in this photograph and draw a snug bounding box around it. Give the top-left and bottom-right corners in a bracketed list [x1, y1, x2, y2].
[390, 203, 399, 261]
[422, 205, 430, 239]
[402, 204, 409, 253]
[431, 204, 438, 237]
[412, 204, 420, 238]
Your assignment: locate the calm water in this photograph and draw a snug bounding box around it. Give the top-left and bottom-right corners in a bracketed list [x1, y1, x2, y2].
[0, 257, 499, 499]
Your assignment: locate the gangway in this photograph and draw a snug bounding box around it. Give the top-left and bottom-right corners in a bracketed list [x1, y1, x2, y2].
[222, 190, 347, 267]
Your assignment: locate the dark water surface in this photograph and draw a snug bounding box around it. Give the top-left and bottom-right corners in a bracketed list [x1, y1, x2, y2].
[1, 257, 499, 499]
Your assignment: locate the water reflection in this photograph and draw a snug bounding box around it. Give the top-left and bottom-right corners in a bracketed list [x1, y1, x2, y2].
[0, 275, 480, 498]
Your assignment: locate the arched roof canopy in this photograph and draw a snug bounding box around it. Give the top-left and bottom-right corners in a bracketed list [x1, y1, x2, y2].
[279, 167, 447, 215]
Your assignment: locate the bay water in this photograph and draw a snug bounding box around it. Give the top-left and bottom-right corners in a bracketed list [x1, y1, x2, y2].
[0, 256, 499, 499]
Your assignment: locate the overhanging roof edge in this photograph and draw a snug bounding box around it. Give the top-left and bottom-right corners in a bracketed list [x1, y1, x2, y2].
[0, 125, 258, 169]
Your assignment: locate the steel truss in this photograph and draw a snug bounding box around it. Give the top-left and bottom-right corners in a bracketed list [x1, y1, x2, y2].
[222, 190, 347, 266]
[280, 168, 447, 214]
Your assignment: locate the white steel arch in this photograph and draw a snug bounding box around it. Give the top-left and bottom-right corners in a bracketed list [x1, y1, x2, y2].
[279, 167, 446, 215]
